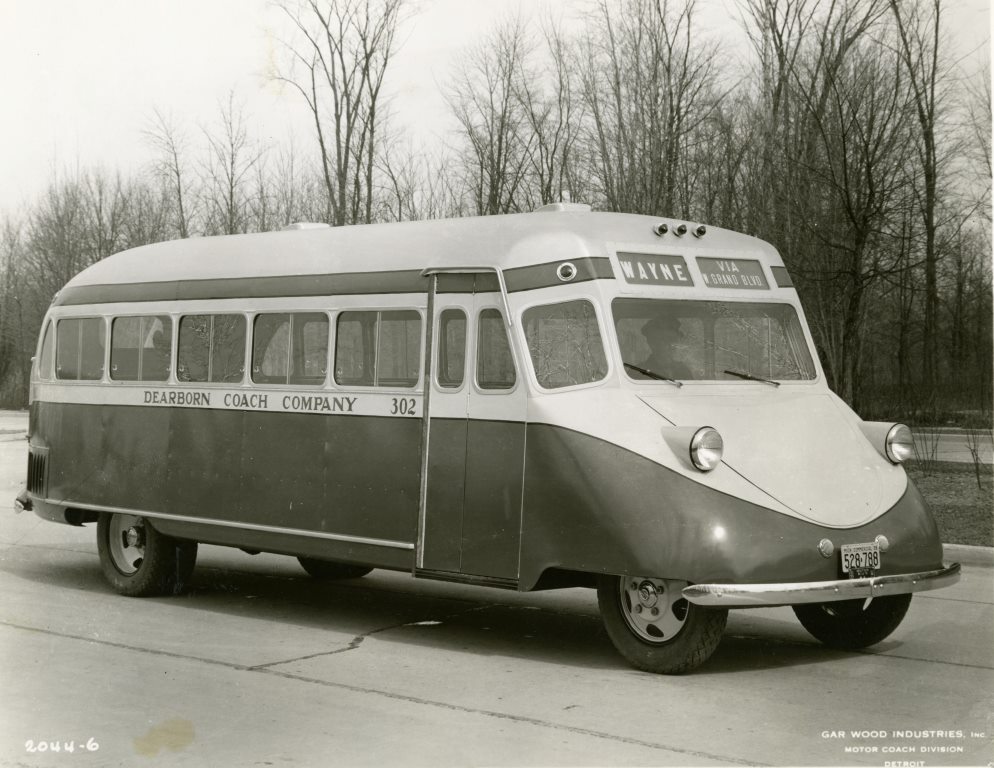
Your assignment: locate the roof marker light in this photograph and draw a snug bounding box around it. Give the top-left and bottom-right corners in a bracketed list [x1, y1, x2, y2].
[675, 224, 688, 236]
[653, 223, 669, 236]
[694, 225, 707, 238]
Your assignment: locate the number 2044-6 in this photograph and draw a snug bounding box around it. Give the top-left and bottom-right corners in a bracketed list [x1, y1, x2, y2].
[25, 739, 99, 753]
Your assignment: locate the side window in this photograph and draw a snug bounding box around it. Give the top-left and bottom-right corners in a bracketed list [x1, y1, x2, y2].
[178, 314, 247, 383]
[56, 318, 105, 381]
[110, 316, 172, 382]
[437, 309, 466, 388]
[334, 310, 421, 388]
[38, 322, 55, 381]
[523, 300, 608, 389]
[252, 312, 328, 386]
[476, 308, 515, 390]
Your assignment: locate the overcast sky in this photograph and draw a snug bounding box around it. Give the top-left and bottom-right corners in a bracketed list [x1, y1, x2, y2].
[0, 0, 988, 218]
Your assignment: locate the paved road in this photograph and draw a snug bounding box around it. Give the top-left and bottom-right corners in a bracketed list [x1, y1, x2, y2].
[917, 429, 993, 465]
[2, 416, 993, 767]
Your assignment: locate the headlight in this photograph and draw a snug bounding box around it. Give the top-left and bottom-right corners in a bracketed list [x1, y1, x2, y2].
[885, 423, 914, 464]
[690, 427, 723, 471]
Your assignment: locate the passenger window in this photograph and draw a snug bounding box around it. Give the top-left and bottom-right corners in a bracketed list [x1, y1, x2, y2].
[178, 314, 246, 383]
[56, 318, 105, 381]
[437, 309, 466, 388]
[252, 313, 328, 386]
[523, 300, 607, 389]
[110, 316, 172, 382]
[334, 310, 421, 388]
[476, 308, 515, 390]
[38, 322, 55, 381]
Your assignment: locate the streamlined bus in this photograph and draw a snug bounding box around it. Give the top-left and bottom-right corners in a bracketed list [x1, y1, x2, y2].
[15, 204, 960, 673]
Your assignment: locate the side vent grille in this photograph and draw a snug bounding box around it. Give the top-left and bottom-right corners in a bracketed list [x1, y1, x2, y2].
[27, 448, 49, 496]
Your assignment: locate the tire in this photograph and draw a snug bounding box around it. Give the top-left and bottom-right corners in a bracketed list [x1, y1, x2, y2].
[597, 575, 727, 674]
[96, 512, 197, 597]
[297, 557, 372, 580]
[793, 594, 912, 649]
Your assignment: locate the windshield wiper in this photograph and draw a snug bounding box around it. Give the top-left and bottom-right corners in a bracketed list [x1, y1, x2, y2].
[624, 362, 683, 387]
[723, 369, 780, 387]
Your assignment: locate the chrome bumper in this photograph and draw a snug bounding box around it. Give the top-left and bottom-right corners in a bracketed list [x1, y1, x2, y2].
[682, 563, 961, 607]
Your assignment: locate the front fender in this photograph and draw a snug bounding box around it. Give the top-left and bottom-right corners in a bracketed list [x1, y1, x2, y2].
[519, 424, 943, 589]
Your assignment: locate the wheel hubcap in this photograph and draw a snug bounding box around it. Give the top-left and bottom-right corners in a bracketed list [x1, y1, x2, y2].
[108, 515, 146, 575]
[620, 577, 690, 643]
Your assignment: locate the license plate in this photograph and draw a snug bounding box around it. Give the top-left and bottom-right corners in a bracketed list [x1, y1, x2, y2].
[841, 542, 881, 576]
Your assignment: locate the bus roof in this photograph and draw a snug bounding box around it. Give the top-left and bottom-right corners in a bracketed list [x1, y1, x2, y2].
[54, 210, 783, 306]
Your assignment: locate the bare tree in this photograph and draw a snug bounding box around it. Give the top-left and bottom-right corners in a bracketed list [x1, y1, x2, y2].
[378, 136, 462, 221]
[739, 0, 817, 242]
[797, 39, 913, 407]
[275, 0, 405, 226]
[447, 15, 534, 215]
[144, 109, 196, 238]
[199, 92, 267, 235]
[963, 61, 991, 220]
[0, 218, 30, 404]
[579, 0, 721, 215]
[888, 0, 949, 395]
[516, 16, 586, 206]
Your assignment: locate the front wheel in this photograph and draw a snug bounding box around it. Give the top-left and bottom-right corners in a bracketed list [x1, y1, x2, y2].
[793, 594, 912, 649]
[597, 575, 727, 674]
[97, 513, 197, 597]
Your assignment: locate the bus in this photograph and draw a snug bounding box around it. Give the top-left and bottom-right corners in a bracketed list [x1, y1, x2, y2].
[15, 204, 960, 674]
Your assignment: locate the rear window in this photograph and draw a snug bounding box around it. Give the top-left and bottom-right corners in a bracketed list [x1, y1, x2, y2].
[56, 318, 105, 381]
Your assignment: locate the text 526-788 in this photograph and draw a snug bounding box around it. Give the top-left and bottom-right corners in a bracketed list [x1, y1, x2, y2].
[25, 738, 99, 754]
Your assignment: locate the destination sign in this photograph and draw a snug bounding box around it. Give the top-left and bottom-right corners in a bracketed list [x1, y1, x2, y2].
[696, 258, 769, 290]
[617, 253, 693, 286]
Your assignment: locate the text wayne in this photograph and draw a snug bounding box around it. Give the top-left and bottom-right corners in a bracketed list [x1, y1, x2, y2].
[143, 389, 358, 413]
[619, 259, 690, 283]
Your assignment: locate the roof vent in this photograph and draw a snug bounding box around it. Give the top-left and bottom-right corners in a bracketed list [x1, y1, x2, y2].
[534, 202, 592, 213]
[282, 222, 331, 230]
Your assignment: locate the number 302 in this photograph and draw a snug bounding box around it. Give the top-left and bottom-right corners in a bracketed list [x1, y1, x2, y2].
[391, 398, 416, 416]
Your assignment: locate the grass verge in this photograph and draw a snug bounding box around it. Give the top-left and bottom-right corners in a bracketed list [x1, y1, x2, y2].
[907, 461, 993, 547]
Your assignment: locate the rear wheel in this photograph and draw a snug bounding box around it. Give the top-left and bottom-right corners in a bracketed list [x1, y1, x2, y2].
[793, 594, 912, 649]
[597, 575, 727, 674]
[97, 513, 197, 597]
[297, 557, 372, 580]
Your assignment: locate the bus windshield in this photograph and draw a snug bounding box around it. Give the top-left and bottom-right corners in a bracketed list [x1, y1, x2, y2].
[612, 299, 817, 382]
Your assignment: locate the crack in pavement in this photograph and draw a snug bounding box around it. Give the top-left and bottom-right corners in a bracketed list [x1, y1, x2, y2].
[249, 602, 503, 670]
[0, 619, 765, 766]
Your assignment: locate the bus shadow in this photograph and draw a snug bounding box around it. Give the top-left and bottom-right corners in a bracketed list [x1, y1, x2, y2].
[184, 561, 866, 674]
[6, 550, 882, 675]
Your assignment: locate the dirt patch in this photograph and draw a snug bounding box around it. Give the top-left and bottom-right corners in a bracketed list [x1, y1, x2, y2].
[907, 461, 993, 547]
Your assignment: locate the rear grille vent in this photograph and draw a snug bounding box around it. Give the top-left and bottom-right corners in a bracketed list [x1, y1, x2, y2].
[27, 449, 48, 496]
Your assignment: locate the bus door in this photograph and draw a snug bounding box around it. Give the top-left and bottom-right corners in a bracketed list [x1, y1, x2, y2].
[416, 271, 527, 584]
